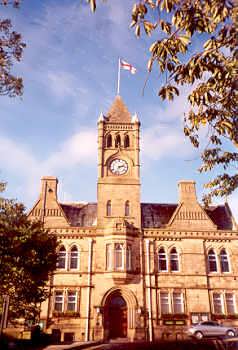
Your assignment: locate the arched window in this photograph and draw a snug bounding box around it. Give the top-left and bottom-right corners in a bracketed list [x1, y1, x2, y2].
[106, 200, 112, 216]
[57, 246, 66, 269]
[125, 201, 130, 216]
[158, 247, 167, 271]
[220, 249, 229, 272]
[124, 135, 130, 148]
[208, 249, 217, 272]
[115, 134, 121, 147]
[107, 134, 112, 147]
[115, 243, 123, 270]
[69, 245, 79, 269]
[170, 248, 179, 271]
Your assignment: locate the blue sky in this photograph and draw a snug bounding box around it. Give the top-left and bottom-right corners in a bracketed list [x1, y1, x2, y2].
[1, 0, 237, 221]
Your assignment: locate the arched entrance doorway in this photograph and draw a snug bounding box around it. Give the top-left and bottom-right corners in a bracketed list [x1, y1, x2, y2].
[104, 293, 127, 339]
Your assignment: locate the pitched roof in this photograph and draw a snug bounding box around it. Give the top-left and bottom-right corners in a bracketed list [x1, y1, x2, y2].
[59, 202, 233, 230]
[106, 95, 131, 123]
[60, 202, 97, 227]
[141, 203, 234, 230]
[205, 205, 234, 230]
[141, 203, 178, 228]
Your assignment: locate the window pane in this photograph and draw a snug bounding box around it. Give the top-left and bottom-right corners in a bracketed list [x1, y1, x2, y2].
[70, 246, 78, 269]
[226, 293, 235, 314]
[173, 293, 183, 314]
[126, 245, 132, 270]
[67, 291, 77, 312]
[124, 135, 130, 148]
[115, 135, 121, 147]
[208, 249, 217, 272]
[158, 248, 167, 271]
[115, 244, 123, 270]
[170, 249, 179, 271]
[160, 292, 170, 314]
[125, 201, 130, 216]
[54, 291, 63, 312]
[107, 201, 111, 216]
[213, 293, 223, 314]
[220, 250, 229, 272]
[107, 134, 112, 147]
[57, 247, 66, 269]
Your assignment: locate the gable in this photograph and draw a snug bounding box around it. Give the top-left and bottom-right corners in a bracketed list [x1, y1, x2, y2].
[168, 202, 217, 230]
[28, 197, 69, 228]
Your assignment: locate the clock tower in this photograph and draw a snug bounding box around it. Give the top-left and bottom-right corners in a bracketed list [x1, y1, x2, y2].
[97, 95, 141, 229]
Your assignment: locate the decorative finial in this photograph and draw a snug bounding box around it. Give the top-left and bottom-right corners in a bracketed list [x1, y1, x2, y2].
[132, 113, 139, 123]
[98, 112, 104, 123]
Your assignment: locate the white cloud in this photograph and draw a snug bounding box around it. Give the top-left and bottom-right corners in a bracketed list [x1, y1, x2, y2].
[141, 125, 193, 160]
[47, 71, 78, 98]
[45, 129, 97, 171]
[0, 129, 97, 202]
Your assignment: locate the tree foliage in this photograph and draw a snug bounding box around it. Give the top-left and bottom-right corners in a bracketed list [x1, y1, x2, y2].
[89, 0, 238, 204]
[0, 187, 58, 322]
[0, 0, 25, 97]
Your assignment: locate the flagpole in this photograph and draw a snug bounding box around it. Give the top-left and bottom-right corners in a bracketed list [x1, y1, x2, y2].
[117, 57, 121, 95]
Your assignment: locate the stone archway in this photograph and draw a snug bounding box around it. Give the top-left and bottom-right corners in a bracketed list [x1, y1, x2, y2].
[105, 293, 127, 339]
[101, 287, 138, 340]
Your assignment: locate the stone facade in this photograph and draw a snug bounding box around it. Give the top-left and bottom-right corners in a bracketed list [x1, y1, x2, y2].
[29, 96, 238, 342]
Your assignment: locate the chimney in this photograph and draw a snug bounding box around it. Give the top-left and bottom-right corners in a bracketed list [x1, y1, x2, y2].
[178, 180, 197, 203]
[40, 176, 58, 201]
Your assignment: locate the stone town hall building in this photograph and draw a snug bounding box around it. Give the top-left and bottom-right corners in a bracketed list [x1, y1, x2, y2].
[29, 96, 238, 342]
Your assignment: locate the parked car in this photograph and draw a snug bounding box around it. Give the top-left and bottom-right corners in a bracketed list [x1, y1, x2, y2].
[187, 321, 237, 339]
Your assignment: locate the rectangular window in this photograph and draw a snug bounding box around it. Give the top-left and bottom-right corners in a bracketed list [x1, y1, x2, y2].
[213, 293, 223, 314]
[160, 292, 170, 314]
[67, 291, 77, 312]
[115, 244, 123, 270]
[226, 293, 235, 314]
[54, 291, 64, 312]
[126, 245, 132, 270]
[173, 293, 183, 314]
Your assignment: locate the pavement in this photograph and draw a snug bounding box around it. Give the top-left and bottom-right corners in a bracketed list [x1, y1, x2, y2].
[42, 338, 238, 350]
[42, 341, 102, 350]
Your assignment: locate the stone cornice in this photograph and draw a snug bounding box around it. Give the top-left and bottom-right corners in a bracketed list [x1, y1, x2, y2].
[143, 229, 237, 240]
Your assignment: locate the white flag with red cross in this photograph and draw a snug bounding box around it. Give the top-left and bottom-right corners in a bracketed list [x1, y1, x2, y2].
[120, 59, 137, 74]
[117, 58, 137, 94]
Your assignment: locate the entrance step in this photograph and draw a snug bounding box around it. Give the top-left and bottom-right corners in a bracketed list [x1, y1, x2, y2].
[109, 338, 130, 343]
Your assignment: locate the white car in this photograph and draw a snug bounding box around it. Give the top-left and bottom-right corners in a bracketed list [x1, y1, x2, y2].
[187, 321, 237, 339]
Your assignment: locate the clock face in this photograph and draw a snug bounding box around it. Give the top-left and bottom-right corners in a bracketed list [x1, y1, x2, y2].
[110, 159, 128, 175]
